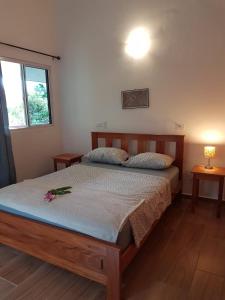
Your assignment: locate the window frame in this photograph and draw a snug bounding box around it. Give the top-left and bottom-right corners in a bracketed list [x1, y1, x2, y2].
[0, 56, 53, 130]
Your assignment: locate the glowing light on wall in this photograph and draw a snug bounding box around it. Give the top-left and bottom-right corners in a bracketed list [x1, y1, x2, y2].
[201, 130, 224, 144]
[125, 27, 151, 59]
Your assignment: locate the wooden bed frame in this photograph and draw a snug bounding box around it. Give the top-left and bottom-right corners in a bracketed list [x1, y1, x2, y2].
[0, 132, 184, 300]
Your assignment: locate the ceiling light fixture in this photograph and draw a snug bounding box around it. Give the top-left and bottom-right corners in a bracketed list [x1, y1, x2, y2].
[125, 27, 151, 59]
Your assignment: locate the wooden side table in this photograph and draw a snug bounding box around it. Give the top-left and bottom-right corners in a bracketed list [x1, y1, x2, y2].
[192, 165, 225, 218]
[53, 153, 83, 171]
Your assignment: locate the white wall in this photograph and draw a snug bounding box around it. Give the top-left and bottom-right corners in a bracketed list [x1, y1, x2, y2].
[0, 0, 62, 181]
[56, 0, 225, 198]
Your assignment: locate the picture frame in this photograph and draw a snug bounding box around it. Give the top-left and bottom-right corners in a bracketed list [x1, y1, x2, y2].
[121, 88, 149, 109]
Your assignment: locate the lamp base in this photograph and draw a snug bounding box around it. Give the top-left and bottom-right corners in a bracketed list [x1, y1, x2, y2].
[205, 165, 213, 169]
[205, 157, 213, 170]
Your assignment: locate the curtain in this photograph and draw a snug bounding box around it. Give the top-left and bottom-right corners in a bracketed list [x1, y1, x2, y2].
[0, 65, 16, 188]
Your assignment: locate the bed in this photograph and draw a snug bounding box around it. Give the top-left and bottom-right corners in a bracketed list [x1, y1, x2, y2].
[0, 132, 184, 300]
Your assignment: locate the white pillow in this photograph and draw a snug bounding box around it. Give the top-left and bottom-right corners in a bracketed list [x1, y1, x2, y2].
[85, 147, 129, 165]
[122, 152, 174, 170]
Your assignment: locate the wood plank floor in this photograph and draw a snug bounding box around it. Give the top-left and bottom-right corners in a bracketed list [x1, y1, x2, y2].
[1, 198, 225, 300]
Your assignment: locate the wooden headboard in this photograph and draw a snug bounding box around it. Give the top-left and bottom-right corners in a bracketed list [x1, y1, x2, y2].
[91, 132, 184, 179]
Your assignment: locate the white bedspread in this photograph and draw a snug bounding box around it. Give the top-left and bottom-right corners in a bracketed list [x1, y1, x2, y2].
[0, 164, 171, 246]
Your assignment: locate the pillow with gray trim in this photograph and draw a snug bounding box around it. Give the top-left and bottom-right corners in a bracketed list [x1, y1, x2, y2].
[85, 147, 129, 165]
[122, 152, 174, 170]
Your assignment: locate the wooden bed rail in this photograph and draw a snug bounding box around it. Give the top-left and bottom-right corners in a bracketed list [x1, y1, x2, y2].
[0, 211, 121, 299]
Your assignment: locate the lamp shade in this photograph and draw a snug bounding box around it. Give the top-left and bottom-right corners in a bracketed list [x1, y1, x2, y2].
[204, 146, 216, 158]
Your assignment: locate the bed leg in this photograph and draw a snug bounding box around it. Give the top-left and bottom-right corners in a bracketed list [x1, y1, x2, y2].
[106, 248, 121, 300]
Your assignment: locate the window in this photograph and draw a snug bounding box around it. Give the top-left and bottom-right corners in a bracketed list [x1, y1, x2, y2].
[0, 59, 52, 129]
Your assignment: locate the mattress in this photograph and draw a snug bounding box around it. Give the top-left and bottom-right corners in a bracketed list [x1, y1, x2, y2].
[81, 161, 179, 193]
[81, 162, 179, 249]
[0, 163, 178, 250]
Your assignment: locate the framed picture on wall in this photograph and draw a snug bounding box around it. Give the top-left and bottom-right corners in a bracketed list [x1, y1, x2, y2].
[121, 88, 149, 109]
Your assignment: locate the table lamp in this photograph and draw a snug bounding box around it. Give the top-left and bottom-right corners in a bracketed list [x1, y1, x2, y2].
[204, 146, 215, 169]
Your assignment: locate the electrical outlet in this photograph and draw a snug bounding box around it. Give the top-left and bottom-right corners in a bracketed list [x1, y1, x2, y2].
[96, 123, 102, 128]
[96, 121, 107, 129]
[175, 122, 184, 131]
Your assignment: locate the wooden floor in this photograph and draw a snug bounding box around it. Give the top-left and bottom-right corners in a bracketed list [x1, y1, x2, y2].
[1, 198, 225, 300]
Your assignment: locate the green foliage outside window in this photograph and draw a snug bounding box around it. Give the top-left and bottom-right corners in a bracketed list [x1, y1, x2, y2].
[8, 83, 50, 126]
[28, 83, 50, 125]
[8, 105, 25, 126]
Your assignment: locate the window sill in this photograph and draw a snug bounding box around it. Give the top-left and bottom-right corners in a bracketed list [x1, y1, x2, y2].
[10, 124, 54, 132]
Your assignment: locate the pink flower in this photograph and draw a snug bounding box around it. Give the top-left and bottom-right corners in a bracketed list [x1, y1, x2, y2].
[44, 192, 56, 202]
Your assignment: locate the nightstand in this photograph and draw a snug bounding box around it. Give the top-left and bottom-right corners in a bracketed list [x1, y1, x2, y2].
[53, 153, 83, 171]
[192, 165, 225, 218]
